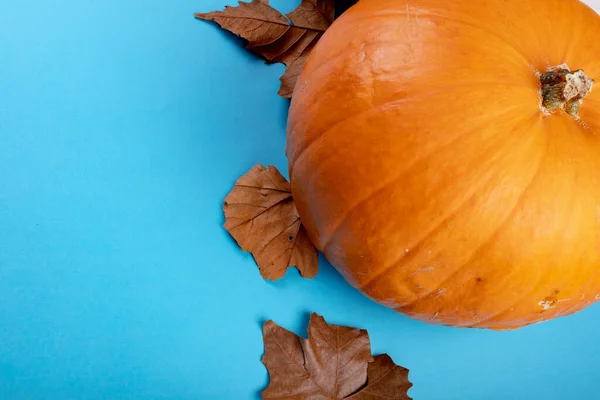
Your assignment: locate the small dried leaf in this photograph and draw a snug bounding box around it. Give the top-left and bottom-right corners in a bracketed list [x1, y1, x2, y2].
[223, 164, 318, 281]
[196, 0, 335, 98]
[195, 0, 289, 47]
[346, 354, 413, 400]
[262, 313, 374, 399]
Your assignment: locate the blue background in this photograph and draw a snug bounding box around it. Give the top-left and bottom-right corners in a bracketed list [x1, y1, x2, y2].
[2, 0, 600, 399]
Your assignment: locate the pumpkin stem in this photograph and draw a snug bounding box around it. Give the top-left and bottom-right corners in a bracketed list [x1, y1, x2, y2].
[539, 64, 593, 119]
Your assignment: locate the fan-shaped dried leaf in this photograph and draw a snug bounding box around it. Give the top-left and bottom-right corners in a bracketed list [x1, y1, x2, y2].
[223, 164, 318, 281]
[195, 0, 334, 98]
[261, 313, 413, 399]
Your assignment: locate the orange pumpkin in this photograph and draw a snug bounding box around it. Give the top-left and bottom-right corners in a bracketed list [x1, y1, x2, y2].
[286, 0, 600, 329]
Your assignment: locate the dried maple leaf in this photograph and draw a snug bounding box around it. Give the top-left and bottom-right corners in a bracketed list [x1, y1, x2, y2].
[262, 313, 373, 399]
[223, 164, 318, 281]
[261, 313, 413, 400]
[195, 0, 334, 98]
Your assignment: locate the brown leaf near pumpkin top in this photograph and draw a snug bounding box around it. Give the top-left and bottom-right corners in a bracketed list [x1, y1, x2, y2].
[195, 0, 335, 98]
[261, 313, 413, 400]
[223, 164, 318, 281]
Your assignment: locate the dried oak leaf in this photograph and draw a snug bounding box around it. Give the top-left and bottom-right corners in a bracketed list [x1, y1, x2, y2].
[195, 0, 334, 98]
[223, 164, 318, 281]
[261, 313, 413, 400]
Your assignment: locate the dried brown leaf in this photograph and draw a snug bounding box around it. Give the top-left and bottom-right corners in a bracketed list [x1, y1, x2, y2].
[195, 0, 289, 47]
[261, 313, 413, 399]
[261, 320, 328, 399]
[262, 313, 373, 399]
[301, 313, 373, 399]
[346, 354, 413, 400]
[277, 40, 316, 98]
[195, 0, 335, 98]
[223, 164, 318, 281]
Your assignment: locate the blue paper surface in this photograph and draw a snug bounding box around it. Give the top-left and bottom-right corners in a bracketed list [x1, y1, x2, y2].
[1, 0, 600, 399]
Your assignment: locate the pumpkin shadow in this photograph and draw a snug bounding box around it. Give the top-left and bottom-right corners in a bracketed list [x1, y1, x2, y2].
[312, 254, 469, 338]
[278, 99, 291, 134]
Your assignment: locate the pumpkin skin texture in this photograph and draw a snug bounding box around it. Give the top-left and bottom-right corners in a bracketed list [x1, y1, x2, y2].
[286, 0, 600, 329]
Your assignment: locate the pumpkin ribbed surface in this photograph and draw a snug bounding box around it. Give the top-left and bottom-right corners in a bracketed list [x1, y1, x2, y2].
[286, 0, 600, 329]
